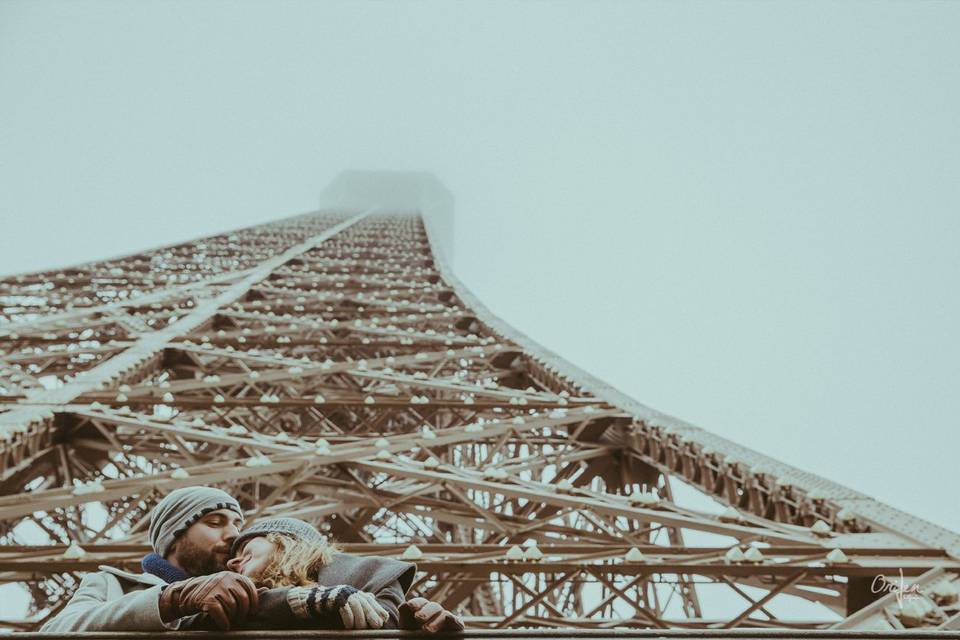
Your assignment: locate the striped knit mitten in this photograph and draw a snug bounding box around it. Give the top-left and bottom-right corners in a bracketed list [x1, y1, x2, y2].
[287, 584, 390, 629]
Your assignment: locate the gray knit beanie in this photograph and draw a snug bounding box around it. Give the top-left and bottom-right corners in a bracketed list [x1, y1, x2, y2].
[149, 486, 244, 557]
[231, 517, 325, 556]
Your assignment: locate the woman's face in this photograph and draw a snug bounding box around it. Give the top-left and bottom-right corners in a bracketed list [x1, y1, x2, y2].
[226, 536, 277, 581]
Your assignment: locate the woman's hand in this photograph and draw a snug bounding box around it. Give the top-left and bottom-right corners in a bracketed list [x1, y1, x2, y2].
[338, 589, 390, 630]
[286, 584, 390, 629]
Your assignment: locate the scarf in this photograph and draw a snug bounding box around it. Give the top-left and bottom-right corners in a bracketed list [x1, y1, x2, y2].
[141, 552, 188, 584]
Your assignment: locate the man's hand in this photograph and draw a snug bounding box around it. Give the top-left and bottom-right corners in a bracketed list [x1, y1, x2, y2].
[159, 570, 259, 630]
[399, 597, 465, 633]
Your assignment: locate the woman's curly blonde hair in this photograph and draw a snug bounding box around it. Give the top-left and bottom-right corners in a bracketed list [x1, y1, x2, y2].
[253, 532, 338, 588]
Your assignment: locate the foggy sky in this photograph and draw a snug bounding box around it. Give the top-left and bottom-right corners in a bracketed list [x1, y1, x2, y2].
[1, 0, 958, 541]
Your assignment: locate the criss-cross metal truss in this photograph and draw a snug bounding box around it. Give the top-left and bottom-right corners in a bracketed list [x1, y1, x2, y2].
[0, 172, 958, 634]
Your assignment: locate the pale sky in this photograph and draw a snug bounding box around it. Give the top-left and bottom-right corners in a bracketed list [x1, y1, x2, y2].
[1, 0, 958, 547]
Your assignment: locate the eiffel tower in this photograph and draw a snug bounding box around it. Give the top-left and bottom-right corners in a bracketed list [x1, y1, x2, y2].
[0, 172, 957, 634]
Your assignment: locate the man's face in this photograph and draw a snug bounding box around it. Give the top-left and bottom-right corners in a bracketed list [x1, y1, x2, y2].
[167, 508, 243, 576]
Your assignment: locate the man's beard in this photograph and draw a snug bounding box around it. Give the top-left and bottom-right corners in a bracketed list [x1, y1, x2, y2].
[175, 537, 230, 576]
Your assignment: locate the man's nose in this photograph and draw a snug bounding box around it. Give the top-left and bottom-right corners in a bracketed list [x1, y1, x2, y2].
[223, 523, 241, 541]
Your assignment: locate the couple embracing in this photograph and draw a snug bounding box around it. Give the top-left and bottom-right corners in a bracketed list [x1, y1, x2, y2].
[42, 486, 463, 633]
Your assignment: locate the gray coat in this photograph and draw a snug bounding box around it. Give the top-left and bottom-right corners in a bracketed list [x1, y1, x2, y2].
[316, 552, 416, 627]
[39, 566, 186, 632]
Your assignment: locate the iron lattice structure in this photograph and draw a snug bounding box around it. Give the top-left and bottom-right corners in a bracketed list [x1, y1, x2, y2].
[0, 173, 958, 633]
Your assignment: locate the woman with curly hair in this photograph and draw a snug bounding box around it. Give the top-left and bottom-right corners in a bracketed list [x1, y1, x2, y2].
[226, 517, 441, 631]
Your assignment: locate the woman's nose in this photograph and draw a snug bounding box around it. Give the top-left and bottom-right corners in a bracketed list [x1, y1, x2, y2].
[226, 556, 241, 572]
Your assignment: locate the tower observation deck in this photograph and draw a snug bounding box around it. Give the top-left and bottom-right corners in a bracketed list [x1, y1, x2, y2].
[0, 172, 957, 636]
